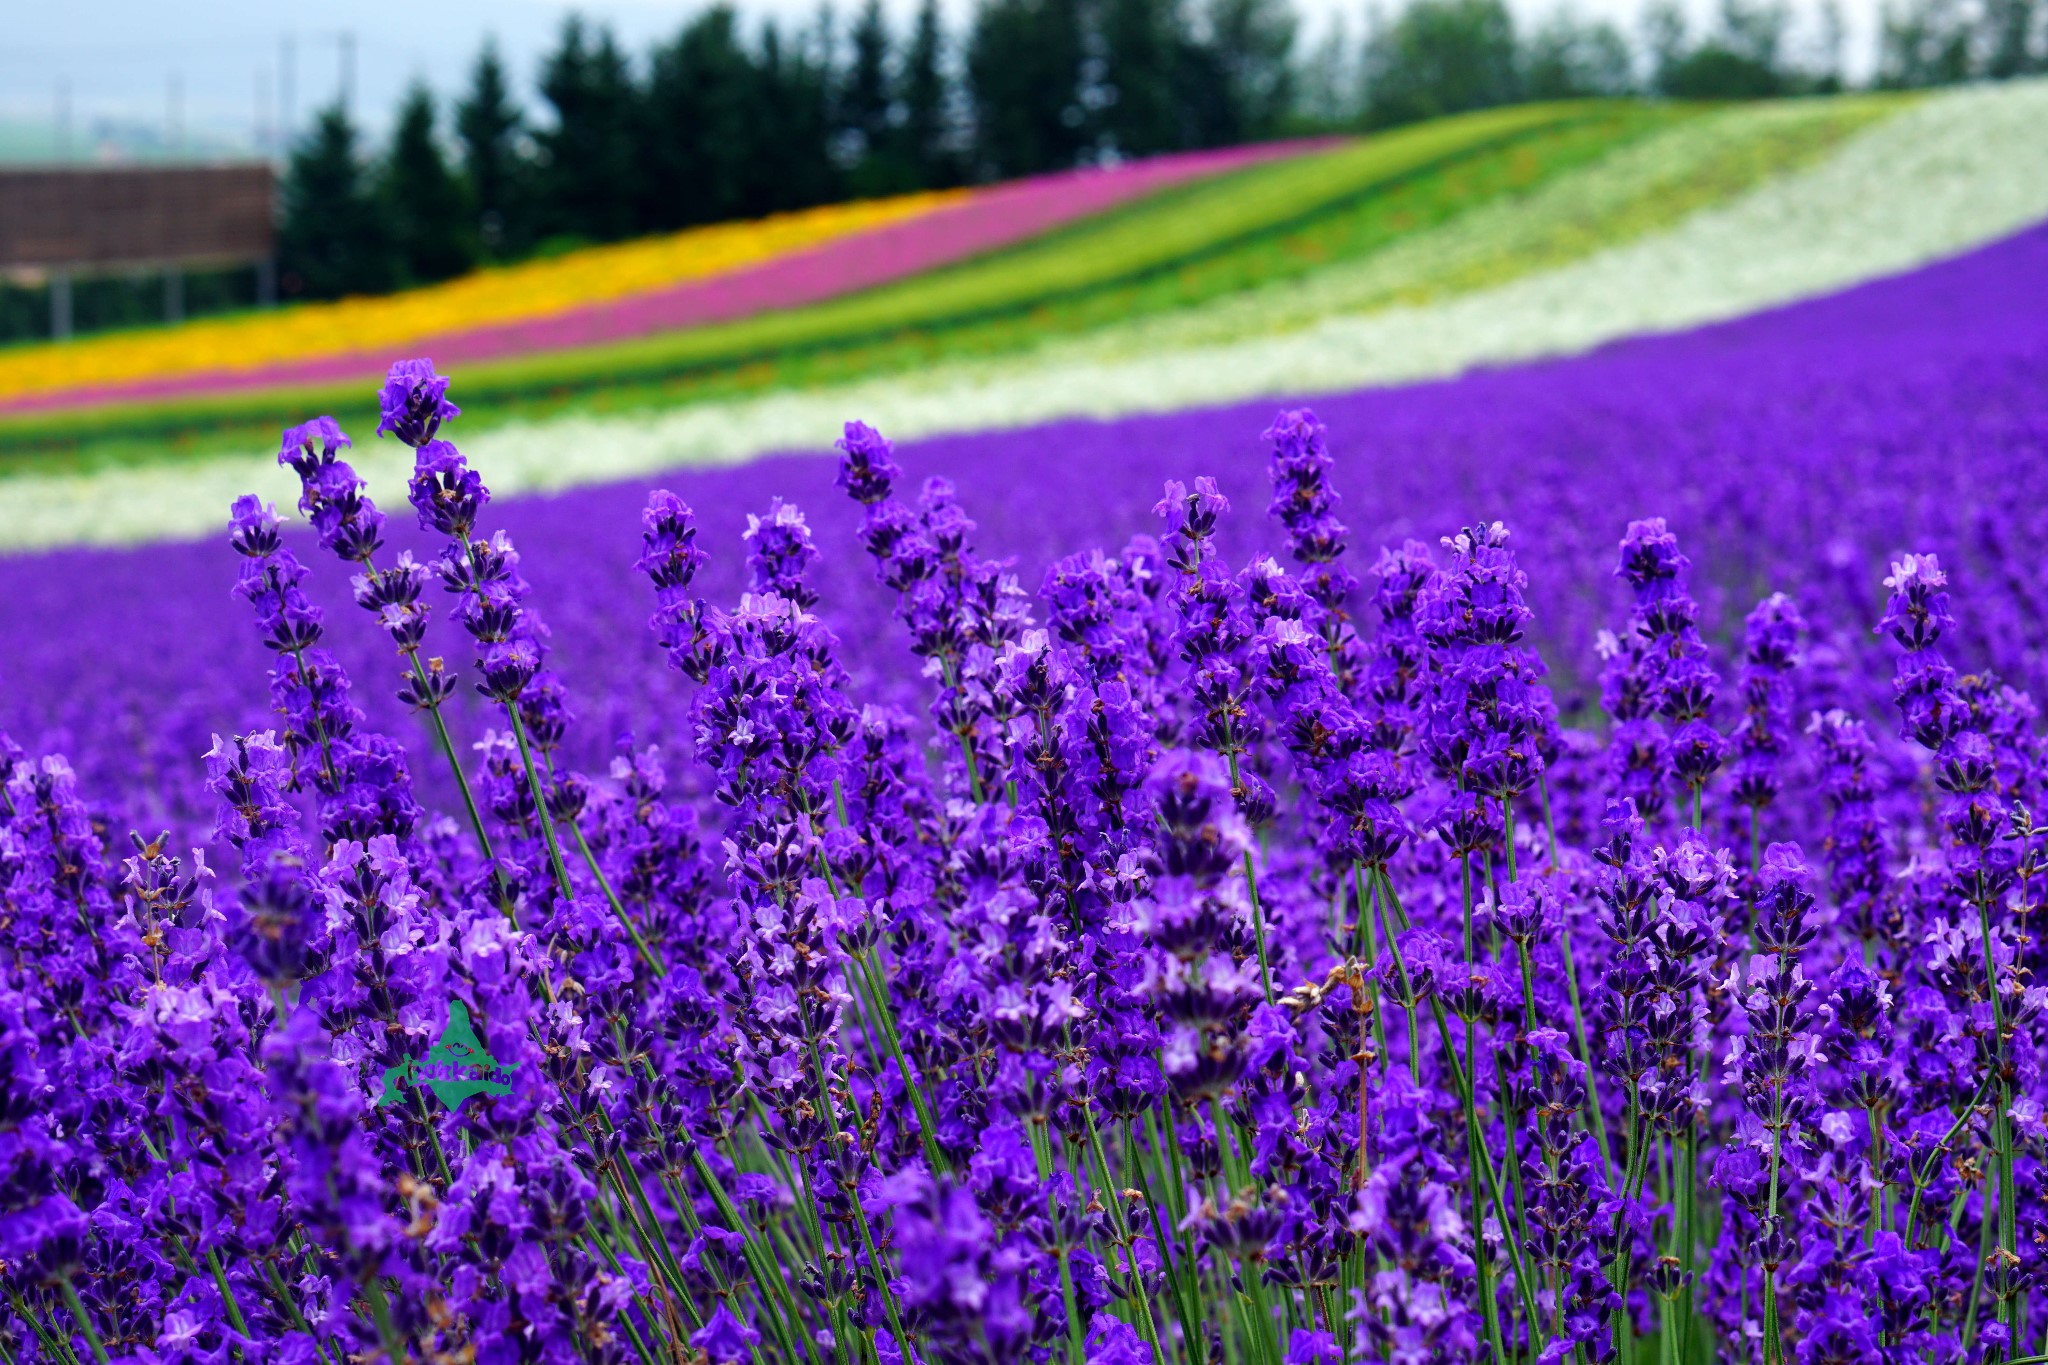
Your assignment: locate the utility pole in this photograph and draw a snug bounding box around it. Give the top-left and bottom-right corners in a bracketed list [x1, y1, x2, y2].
[338, 31, 356, 117]
[167, 66, 186, 322]
[280, 34, 296, 153]
[51, 272, 72, 340]
[55, 79, 72, 162]
[256, 66, 272, 157]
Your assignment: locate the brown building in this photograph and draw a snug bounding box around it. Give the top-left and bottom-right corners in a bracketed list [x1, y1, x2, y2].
[0, 162, 276, 336]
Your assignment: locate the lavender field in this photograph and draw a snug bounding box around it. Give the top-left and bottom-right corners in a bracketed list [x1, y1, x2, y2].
[3, 222, 2047, 1364]
[6, 221, 2045, 834]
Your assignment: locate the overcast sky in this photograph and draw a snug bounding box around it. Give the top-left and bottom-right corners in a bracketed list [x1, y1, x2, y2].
[0, 0, 1886, 155]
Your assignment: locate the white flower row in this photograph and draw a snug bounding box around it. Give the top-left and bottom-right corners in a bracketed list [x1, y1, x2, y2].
[4, 79, 2045, 554]
[1083, 95, 1897, 354]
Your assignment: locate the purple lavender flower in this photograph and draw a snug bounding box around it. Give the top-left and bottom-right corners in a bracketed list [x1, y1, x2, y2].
[377, 356, 461, 446]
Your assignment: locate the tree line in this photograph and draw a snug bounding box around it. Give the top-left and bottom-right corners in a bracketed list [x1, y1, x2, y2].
[252, 0, 2048, 301]
[280, 0, 1296, 300]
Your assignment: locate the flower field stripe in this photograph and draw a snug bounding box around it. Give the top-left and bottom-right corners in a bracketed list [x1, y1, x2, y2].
[433, 77, 2036, 502]
[561, 94, 1875, 428]
[1098, 93, 1901, 352]
[0, 140, 1321, 417]
[0, 101, 1597, 449]
[0, 190, 970, 408]
[425, 101, 1600, 400]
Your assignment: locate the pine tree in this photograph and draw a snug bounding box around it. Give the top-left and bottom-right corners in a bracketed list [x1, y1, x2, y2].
[1296, 16, 1360, 126]
[755, 19, 841, 210]
[643, 6, 765, 226]
[381, 83, 473, 286]
[966, 0, 1091, 178]
[1101, 0, 1189, 156]
[1200, 0, 1297, 141]
[1525, 8, 1635, 98]
[1361, 0, 1520, 127]
[896, 0, 957, 186]
[537, 17, 642, 243]
[1659, 0, 1789, 97]
[277, 104, 395, 299]
[456, 39, 531, 258]
[1983, 0, 2043, 75]
[842, 0, 896, 174]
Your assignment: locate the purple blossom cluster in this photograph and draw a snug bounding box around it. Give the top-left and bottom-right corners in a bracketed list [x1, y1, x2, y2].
[3, 346, 2048, 1365]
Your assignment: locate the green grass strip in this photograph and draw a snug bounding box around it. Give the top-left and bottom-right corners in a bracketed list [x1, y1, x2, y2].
[1097, 92, 1903, 352]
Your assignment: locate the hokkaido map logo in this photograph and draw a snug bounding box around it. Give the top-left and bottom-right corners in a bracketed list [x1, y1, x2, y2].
[376, 1000, 519, 1112]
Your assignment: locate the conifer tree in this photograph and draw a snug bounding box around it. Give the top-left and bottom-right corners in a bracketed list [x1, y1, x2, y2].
[966, 0, 1091, 177]
[537, 17, 641, 243]
[456, 39, 532, 257]
[382, 83, 473, 285]
[897, 0, 958, 185]
[277, 104, 395, 299]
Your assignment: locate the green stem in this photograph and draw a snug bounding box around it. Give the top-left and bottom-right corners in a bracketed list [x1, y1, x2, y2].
[21, 1286, 82, 1365]
[407, 655, 496, 864]
[1357, 862, 1417, 1083]
[1244, 848, 1274, 1004]
[1352, 863, 1390, 1073]
[849, 946, 950, 1177]
[568, 820, 664, 974]
[848, 1185, 914, 1359]
[690, 1147, 826, 1365]
[507, 707, 575, 900]
[1903, 1079, 1992, 1251]
[1977, 899, 2018, 1360]
[1965, 1173, 1997, 1347]
[207, 1249, 252, 1341]
[359, 1277, 407, 1365]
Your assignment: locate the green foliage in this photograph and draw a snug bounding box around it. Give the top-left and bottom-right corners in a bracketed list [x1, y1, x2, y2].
[381, 84, 474, 287]
[0, 266, 261, 346]
[1663, 45, 1785, 97]
[1184, 0, 1301, 143]
[1880, 0, 2046, 84]
[535, 18, 640, 243]
[278, 106, 396, 300]
[1093, 0, 1300, 155]
[1652, 0, 1797, 96]
[456, 40, 532, 260]
[641, 8, 782, 227]
[1524, 9, 1636, 99]
[966, 0, 1093, 178]
[756, 25, 843, 210]
[635, 8, 842, 224]
[1363, 0, 1524, 127]
[895, 0, 959, 187]
[1101, 0, 1189, 154]
[842, 0, 896, 164]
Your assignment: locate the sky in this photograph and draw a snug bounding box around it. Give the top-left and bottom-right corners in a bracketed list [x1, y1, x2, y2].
[0, 0, 1887, 158]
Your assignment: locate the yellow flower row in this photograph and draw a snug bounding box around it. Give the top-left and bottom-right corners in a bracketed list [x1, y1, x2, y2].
[0, 187, 969, 403]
